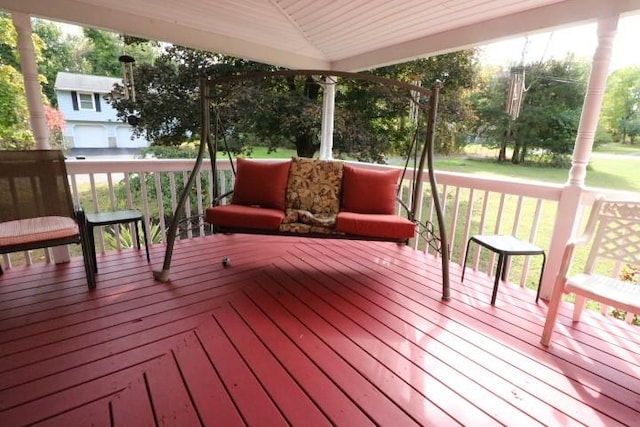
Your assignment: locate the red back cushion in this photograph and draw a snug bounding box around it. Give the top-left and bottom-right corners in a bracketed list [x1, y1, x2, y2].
[232, 159, 291, 210]
[341, 165, 401, 214]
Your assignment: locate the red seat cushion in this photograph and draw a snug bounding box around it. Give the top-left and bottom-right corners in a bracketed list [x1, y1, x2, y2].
[206, 205, 284, 231]
[232, 159, 291, 210]
[335, 212, 415, 240]
[341, 165, 401, 214]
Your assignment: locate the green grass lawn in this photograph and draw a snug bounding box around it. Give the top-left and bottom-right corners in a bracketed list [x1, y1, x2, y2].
[239, 145, 640, 193]
[232, 146, 298, 159]
[433, 156, 640, 193]
[594, 142, 640, 155]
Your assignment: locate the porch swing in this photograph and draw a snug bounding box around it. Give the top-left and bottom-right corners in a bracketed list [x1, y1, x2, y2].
[153, 70, 450, 300]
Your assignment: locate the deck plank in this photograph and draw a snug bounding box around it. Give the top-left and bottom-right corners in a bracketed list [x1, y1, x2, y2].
[0, 235, 638, 426]
[243, 282, 433, 426]
[143, 346, 202, 425]
[32, 396, 112, 427]
[195, 309, 289, 426]
[294, 240, 636, 426]
[229, 292, 375, 426]
[109, 372, 156, 427]
[266, 258, 546, 426]
[170, 329, 245, 426]
[212, 302, 332, 426]
[276, 247, 598, 426]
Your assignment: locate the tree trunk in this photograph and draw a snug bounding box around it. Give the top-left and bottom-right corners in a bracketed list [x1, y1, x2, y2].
[295, 133, 318, 157]
[498, 142, 507, 162]
[519, 145, 527, 163]
[499, 121, 513, 162]
[511, 140, 521, 164]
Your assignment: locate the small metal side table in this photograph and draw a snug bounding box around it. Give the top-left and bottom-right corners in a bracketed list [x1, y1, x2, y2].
[85, 209, 150, 272]
[462, 234, 546, 305]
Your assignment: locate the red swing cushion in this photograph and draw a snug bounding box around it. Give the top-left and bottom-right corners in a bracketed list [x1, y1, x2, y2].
[232, 159, 291, 210]
[206, 204, 284, 230]
[341, 165, 401, 215]
[335, 212, 415, 240]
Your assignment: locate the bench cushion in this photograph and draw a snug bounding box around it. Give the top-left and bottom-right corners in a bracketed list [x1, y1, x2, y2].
[0, 216, 79, 247]
[206, 205, 284, 231]
[232, 159, 291, 210]
[335, 212, 415, 240]
[285, 158, 343, 215]
[341, 165, 401, 214]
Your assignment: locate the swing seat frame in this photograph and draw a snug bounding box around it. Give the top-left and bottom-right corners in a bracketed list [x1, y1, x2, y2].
[154, 70, 450, 300]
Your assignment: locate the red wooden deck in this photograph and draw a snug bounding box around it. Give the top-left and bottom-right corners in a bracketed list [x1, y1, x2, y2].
[0, 235, 638, 426]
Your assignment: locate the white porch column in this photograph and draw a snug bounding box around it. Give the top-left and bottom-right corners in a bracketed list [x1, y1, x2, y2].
[319, 76, 336, 160]
[568, 16, 618, 185]
[538, 15, 618, 300]
[12, 12, 49, 149]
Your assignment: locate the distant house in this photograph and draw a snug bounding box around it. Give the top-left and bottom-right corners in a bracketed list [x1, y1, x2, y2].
[54, 72, 150, 150]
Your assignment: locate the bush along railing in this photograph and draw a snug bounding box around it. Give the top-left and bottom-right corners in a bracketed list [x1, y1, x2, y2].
[65, 159, 225, 259]
[615, 265, 640, 325]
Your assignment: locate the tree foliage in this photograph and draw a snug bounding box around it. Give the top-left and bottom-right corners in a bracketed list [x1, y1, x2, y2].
[0, 14, 33, 148]
[33, 20, 81, 106]
[0, 17, 160, 148]
[82, 28, 122, 77]
[471, 56, 589, 164]
[601, 67, 640, 143]
[107, 45, 479, 160]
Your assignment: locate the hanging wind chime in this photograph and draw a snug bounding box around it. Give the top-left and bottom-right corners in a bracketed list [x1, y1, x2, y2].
[119, 53, 139, 125]
[118, 54, 136, 102]
[507, 66, 525, 120]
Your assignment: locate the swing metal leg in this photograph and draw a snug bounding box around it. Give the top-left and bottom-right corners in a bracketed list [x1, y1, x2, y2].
[154, 79, 211, 282]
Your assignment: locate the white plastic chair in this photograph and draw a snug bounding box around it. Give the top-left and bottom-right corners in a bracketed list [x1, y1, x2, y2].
[541, 198, 640, 346]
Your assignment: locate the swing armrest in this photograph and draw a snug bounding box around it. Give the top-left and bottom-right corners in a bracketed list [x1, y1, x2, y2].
[395, 196, 415, 221]
[214, 190, 234, 206]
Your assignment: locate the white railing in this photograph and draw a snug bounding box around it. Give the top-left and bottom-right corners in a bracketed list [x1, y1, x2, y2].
[1, 158, 623, 294]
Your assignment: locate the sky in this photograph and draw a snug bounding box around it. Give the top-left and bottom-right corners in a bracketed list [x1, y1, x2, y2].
[479, 13, 640, 72]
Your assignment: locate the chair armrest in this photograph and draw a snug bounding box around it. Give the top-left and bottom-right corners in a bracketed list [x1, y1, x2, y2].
[557, 231, 594, 280]
[74, 207, 88, 227]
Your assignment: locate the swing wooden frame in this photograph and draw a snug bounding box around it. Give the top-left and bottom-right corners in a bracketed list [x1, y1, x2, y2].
[153, 70, 450, 300]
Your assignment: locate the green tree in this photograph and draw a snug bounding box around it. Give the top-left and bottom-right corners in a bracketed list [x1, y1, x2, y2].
[83, 28, 122, 76]
[0, 14, 33, 148]
[601, 67, 640, 143]
[33, 19, 81, 106]
[468, 65, 512, 152]
[82, 29, 161, 78]
[107, 45, 479, 160]
[0, 63, 33, 148]
[471, 56, 588, 164]
[513, 57, 588, 163]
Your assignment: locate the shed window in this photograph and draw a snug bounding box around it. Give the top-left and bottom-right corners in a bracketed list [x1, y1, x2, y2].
[77, 92, 96, 111]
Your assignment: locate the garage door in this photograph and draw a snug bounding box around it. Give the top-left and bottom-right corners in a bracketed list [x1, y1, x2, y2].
[116, 126, 148, 148]
[73, 125, 108, 148]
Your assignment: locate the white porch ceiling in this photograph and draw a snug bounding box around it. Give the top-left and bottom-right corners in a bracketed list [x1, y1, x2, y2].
[1, 0, 640, 71]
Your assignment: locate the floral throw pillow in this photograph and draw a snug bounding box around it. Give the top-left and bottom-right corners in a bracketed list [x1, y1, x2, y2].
[285, 158, 343, 215]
